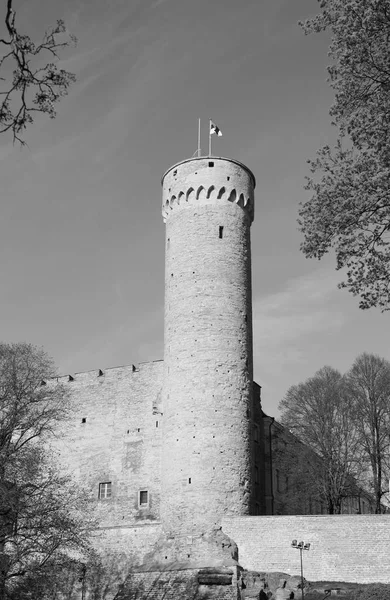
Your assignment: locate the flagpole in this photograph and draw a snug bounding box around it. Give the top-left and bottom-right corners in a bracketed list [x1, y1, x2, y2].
[208, 119, 212, 156]
[197, 118, 201, 157]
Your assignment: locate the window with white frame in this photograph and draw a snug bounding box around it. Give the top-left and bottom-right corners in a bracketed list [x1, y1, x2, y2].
[98, 482, 112, 500]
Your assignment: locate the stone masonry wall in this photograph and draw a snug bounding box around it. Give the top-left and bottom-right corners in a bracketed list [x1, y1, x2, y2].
[161, 158, 255, 537]
[222, 515, 390, 583]
[53, 360, 163, 551]
[117, 566, 240, 600]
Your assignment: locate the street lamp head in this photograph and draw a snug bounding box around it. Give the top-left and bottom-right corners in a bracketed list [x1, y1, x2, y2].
[304, 543, 311, 551]
[291, 539, 297, 547]
[297, 541, 304, 549]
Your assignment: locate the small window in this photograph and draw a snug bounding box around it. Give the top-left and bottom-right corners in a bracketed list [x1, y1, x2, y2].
[82, 417, 87, 424]
[139, 490, 148, 506]
[208, 161, 214, 167]
[219, 226, 224, 239]
[99, 482, 112, 500]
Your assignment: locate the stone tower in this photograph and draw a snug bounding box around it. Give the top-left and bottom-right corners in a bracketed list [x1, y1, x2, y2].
[160, 156, 256, 546]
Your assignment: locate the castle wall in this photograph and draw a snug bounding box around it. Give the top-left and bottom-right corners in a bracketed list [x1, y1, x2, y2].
[54, 361, 163, 531]
[222, 515, 390, 583]
[161, 157, 256, 536]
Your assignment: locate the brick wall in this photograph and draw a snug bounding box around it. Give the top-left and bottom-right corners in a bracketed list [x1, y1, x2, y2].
[222, 515, 390, 583]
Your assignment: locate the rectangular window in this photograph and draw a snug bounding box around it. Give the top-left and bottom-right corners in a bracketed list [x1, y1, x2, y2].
[99, 482, 112, 500]
[139, 490, 148, 506]
[219, 226, 224, 239]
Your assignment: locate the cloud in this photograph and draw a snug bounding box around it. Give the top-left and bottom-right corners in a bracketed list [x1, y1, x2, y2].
[150, 0, 174, 7]
[253, 267, 346, 413]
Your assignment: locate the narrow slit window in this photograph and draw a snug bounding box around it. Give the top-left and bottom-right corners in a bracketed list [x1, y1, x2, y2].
[81, 417, 86, 424]
[139, 490, 148, 506]
[219, 226, 224, 239]
[99, 482, 112, 500]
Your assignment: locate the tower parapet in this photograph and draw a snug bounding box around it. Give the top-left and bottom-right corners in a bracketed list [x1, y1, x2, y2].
[162, 157, 255, 223]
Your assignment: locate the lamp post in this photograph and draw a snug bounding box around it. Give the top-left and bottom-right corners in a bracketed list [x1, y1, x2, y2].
[79, 563, 86, 600]
[291, 540, 310, 600]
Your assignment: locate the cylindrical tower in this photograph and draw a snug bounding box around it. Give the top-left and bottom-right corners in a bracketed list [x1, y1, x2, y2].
[160, 157, 255, 537]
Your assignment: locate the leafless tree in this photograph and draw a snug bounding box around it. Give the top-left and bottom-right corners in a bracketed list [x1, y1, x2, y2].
[279, 366, 361, 513]
[0, 343, 91, 600]
[346, 353, 390, 513]
[0, 0, 76, 144]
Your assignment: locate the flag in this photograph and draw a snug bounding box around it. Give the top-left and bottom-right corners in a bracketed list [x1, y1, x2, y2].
[210, 121, 222, 136]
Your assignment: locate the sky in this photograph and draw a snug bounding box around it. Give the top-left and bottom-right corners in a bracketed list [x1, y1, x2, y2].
[0, 0, 389, 417]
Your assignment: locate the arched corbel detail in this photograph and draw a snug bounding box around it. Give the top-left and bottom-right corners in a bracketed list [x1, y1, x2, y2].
[217, 186, 226, 199]
[196, 186, 205, 200]
[207, 185, 215, 199]
[227, 189, 237, 203]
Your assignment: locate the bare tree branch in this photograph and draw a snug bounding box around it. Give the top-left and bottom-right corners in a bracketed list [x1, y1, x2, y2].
[0, 0, 76, 144]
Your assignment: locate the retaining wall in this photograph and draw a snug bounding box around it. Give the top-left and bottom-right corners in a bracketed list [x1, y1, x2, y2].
[222, 515, 390, 583]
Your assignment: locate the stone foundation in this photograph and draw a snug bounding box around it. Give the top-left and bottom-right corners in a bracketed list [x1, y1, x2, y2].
[115, 566, 241, 600]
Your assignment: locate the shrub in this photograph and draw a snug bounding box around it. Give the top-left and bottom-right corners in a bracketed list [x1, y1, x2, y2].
[350, 584, 390, 600]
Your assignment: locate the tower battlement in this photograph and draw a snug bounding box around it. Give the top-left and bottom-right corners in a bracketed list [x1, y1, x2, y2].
[162, 157, 255, 223]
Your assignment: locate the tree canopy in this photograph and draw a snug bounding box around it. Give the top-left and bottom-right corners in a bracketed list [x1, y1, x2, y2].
[279, 353, 390, 513]
[0, 0, 76, 144]
[278, 366, 360, 513]
[346, 353, 390, 512]
[0, 343, 91, 600]
[299, 0, 390, 310]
